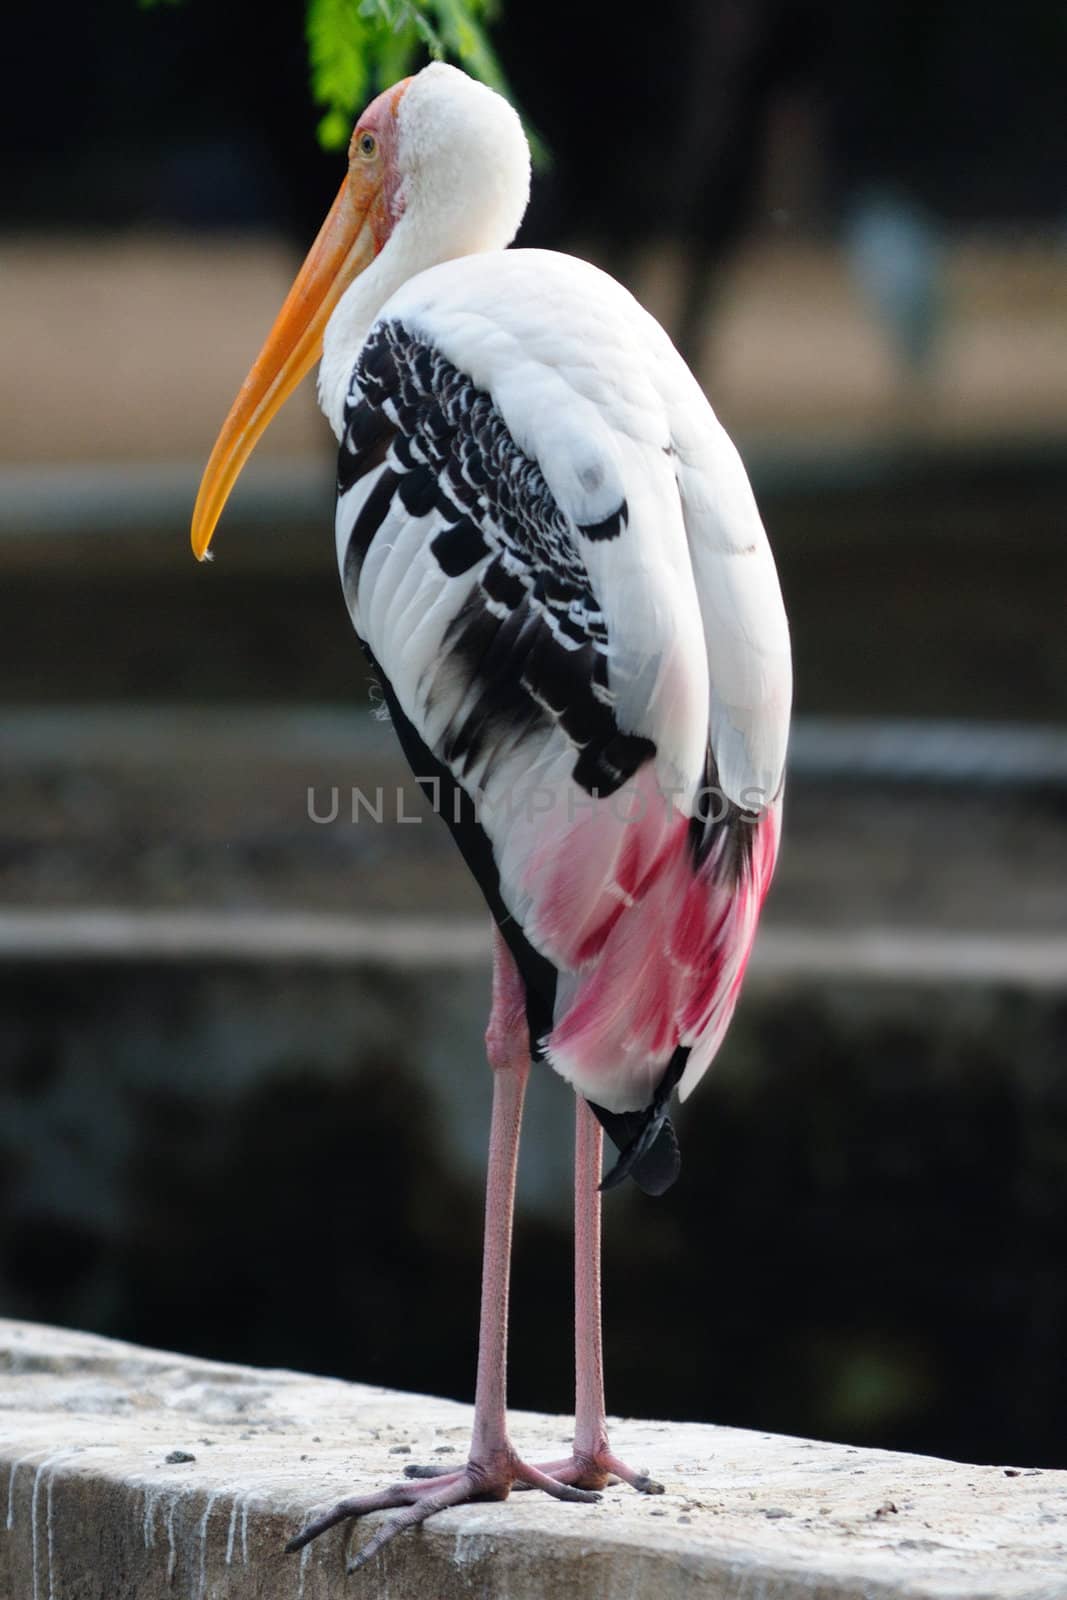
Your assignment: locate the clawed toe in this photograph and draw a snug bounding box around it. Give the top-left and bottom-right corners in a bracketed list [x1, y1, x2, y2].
[286, 1469, 480, 1569]
[286, 1451, 599, 1571]
[511, 1459, 600, 1502]
[603, 1451, 664, 1494]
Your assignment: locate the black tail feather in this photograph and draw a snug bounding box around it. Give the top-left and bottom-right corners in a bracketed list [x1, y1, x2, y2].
[589, 1045, 688, 1196]
[595, 1107, 680, 1195]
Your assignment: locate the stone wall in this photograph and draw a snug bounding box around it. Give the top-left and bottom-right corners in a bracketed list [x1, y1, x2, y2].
[2, 955, 1065, 1471]
[3, 1319, 1065, 1600]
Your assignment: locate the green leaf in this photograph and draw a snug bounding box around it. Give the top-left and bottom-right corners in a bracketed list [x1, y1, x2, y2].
[378, 18, 423, 83]
[136, 0, 547, 167]
[304, 0, 548, 167]
[316, 107, 354, 150]
[306, 0, 369, 123]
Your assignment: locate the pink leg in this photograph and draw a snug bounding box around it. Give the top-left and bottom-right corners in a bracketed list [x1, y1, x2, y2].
[286, 929, 597, 1573]
[534, 1097, 664, 1494]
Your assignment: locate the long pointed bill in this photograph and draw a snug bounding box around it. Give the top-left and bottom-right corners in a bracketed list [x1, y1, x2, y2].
[190, 175, 382, 560]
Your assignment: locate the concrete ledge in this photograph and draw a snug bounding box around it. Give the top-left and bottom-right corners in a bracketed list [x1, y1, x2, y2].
[1, 1321, 1064, 1599]
[2, 907, 1066, 989]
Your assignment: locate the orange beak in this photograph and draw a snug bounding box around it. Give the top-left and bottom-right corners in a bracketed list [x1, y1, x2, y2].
[190, 171, 386, 561]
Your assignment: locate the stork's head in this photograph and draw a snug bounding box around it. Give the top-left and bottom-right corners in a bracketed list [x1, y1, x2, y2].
[191, 64, 530, 560]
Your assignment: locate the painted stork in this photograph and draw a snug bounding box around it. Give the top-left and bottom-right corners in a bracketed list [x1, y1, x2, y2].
[191, 63, 791, 1570]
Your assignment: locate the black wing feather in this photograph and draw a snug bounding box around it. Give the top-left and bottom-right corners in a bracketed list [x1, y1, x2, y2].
[337, 320, 682, 1194]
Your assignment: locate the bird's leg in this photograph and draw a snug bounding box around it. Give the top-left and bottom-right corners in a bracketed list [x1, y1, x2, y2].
[534, 1097, 664, 1495]
[286, 929, 598, 1573]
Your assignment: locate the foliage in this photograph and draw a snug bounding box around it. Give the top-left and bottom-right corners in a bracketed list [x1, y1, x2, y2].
[142, 0, 537, 159]
[306, 0, 516, 152]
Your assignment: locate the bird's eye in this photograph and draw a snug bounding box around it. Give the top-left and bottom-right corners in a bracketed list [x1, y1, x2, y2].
[357, 131, 377, 159]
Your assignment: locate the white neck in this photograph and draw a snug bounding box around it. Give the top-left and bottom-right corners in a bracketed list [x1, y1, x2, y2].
[317, 217, 433, 439]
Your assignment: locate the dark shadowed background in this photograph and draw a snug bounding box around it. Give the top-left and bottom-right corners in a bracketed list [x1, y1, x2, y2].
[1, 0, 1065, 1471]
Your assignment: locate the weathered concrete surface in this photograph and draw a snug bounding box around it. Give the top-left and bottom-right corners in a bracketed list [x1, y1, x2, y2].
[4, 707, 1067, 933]
[1, 1320, 1065, 1600]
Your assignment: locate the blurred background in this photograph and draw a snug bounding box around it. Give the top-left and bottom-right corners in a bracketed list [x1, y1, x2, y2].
[1, 0, 1065, 1472]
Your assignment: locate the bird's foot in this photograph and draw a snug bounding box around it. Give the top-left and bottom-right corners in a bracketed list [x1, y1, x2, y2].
[531, 1447, 664, 1495]
[286, 1448, 599, 1573]
[405, 1443, 664, 1496]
